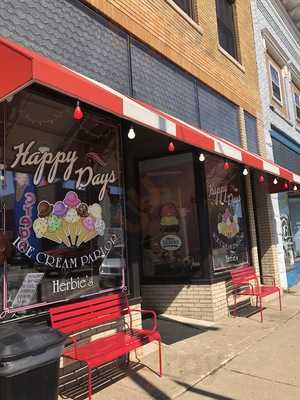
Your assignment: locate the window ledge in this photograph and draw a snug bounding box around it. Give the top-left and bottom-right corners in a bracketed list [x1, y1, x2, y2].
[218, 44, 245, 73]
[165, 0, 203, 35]
[270, 105, 293, 127]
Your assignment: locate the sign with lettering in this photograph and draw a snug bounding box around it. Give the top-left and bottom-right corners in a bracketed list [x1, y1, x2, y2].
[10, 141, 117, 201]
[12, 273, 44, 308]
[206, 155, 249, 271]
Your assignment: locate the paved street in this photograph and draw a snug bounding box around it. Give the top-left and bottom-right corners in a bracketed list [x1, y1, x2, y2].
[59, 286, 300, 400]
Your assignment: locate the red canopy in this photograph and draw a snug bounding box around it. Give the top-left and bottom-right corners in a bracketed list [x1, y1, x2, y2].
[1, 36, 299, 188]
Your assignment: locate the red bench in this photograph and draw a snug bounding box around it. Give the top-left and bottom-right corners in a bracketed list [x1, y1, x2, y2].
[230, 266, 282, 322]
[49, 291, 162, 400]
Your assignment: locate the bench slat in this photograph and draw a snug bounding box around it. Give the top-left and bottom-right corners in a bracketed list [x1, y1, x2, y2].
[50, 292, 123, 316]
[58, 310, 127, 334]
[53, 303, 127, 331]
[230, 266, 257, 285]
[51, 298, 126, 324]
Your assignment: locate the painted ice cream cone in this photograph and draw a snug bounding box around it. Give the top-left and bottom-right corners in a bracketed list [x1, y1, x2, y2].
[33, 217, 48, 239]
[64, 208, 80, 246]
[43, 231, 62, 244]
[83, 230, 97, 243]
[77, 216, 96, 247]
[88, 203, 102, 220]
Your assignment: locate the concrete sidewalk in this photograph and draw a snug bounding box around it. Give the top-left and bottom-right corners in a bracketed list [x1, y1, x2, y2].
[59, 286, 300, 400]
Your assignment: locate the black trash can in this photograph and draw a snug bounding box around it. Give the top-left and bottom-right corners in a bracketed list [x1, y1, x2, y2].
[0, 322, 66, 400]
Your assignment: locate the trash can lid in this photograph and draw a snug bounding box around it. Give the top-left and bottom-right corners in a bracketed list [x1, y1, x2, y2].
[0, 323, 66, 362]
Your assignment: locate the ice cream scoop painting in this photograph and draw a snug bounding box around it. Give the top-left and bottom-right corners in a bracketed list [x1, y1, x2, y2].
[33, 191, 105, 247]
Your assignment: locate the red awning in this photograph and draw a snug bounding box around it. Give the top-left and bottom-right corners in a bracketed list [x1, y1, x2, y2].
[1, 36, 299, 189]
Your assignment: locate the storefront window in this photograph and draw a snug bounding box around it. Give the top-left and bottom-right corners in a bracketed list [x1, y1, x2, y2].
[139, 153, 201, 280]
[206, 154, 249, 271]
[0, 86, 125, 315]
[278, 193, 295, 270]
[288, 196, 300, 261]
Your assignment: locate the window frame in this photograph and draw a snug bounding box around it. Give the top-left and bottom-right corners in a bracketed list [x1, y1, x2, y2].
[268, 60, 283, 106]
[170, 0, 194, 19]
[215, 0, 239, 61]
[293, 88, 300, 123]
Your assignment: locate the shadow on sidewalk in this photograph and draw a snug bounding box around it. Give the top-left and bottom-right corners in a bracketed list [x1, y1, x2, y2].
[173, 380, 236, 400]
[143, 316, 219, 346]
[59, 360, 142, 400]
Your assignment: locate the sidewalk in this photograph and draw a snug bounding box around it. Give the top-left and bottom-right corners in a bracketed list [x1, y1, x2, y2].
[59, 286, 300, 400]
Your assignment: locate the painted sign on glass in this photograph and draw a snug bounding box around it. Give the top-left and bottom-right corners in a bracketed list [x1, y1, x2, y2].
[206, 154, 249, 271]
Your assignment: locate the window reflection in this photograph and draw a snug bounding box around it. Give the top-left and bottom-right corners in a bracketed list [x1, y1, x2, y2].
[139, 153, 201, 280]
[0, 86, 125, 314]
[206, 154, 249, 271]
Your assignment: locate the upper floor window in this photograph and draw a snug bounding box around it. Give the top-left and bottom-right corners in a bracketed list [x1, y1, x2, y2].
[216, 0, 237, 59]
[294, 91, 300, 121]
[172, 0, 193, 17]
[269, 63, 282, 104]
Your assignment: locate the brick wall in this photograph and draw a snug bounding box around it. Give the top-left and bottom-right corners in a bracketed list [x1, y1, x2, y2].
[141, 283, 228, 321]
[86, 0, 261, 119]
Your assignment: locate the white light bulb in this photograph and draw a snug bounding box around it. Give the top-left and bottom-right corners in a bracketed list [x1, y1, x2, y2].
[199, 153, 205, 162]
[273, 178, 278, 185]
[293, 185, 298, 191]
[128, 127, 135, 140]
[243, 168, 248, 176]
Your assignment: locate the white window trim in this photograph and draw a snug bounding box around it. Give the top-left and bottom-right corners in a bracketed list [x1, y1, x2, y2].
[165, 0, 203, 35]
[294, 91, 300, 123]
[268, 60, 283, 106]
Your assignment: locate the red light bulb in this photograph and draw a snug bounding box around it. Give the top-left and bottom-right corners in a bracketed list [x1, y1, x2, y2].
[259, 175, 265, 184]
[284, 182, 289, 190]
[73, 101, 83, 120]
[224, 161, 230, 170]
[168, 141, 175, 152]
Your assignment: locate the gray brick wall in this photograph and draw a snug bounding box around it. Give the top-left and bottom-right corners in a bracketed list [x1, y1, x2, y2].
[131, 39, 200, 127]
[198, 83, 241, 145]
[0, 0, 131, 94]
[245, 111, 258, 154]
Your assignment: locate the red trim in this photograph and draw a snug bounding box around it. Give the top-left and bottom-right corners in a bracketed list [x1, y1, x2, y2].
[279, 167, 293, 182]
[0, 41, 32, 98]
[176, 124, 215, 151]
[33, 58, 123, 115]
[242, 152, 263, 170]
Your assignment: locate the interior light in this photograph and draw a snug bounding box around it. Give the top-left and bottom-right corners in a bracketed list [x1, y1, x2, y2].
[243, 168, 248, 176]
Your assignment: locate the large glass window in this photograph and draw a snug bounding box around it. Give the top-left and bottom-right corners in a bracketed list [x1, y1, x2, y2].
[0, 86, 125, 316]
[288, 196, 300, 261]
[206, 154, 249, 271]
[216, 0, 238, 59]
[139, 153, 201, 280]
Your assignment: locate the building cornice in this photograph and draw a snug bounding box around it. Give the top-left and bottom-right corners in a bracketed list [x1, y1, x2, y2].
[261, 27, 289, 66]
[273, 0, 300, 43]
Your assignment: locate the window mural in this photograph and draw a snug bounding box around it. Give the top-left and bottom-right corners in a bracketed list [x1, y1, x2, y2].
[206, 154, 249, 271]
[0, 87, 125, 316]
[139, 153, 201, 280]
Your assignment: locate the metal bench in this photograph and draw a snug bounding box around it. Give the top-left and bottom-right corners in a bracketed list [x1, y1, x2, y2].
[230, 266, 282, 322]
[49, 291, 162, 400]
